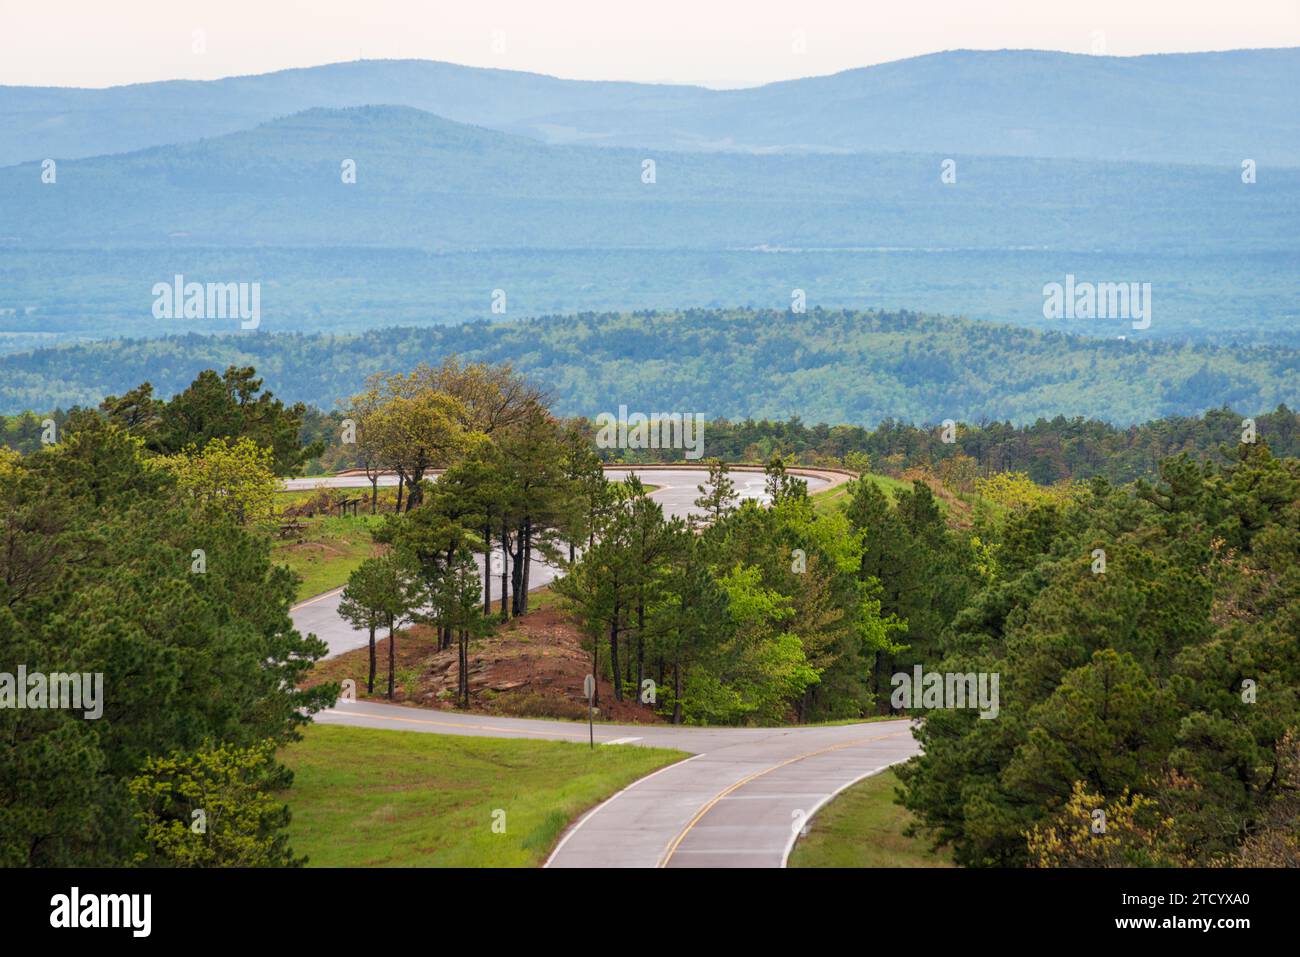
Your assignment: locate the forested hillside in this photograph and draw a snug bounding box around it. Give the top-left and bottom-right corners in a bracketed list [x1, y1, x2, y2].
[2, 309, 1297, 424]
[572, 406, 1300, 486]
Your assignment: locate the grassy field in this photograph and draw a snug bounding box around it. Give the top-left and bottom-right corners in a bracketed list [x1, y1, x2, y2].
[274, 513, 385, 602]
[787, 768, 953, 868]
[281, 723, 684, 867]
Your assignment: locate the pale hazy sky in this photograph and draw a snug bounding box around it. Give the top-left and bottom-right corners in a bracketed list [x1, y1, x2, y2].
[3, 0, 1298, 88]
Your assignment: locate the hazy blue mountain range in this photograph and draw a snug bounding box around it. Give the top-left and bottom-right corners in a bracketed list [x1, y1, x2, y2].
[2, 48, 1297, 167]
[2, 310, 1297, 426]
[1, 104, 1296, 350]
[5, 104, 1294, 250]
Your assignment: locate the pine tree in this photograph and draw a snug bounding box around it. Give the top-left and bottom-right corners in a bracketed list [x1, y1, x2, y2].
[694, 458, 738, 525]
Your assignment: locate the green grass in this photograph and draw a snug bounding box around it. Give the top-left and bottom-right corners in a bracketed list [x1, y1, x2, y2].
[281, 723, 685, 867]
[859, 473, 912, 498]
[274, 513, 385, 602]
[274, 485, 395, 507]
[811, 482, 852, 517]
[523, 584, 561, 612]
[787, 768, 953, 868]
[810, 473, 910, 517]
[275, 488, 322, 508]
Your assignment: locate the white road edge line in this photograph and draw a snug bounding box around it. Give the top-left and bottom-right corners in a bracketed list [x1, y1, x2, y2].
[291, 585, 345, 612]
[777, 755, 910, 868]
[543, 753, 706, 868]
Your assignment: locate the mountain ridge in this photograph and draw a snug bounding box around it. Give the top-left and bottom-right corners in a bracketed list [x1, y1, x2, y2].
[6, 103, 1293, 252]
[4, 48, 1297, 166]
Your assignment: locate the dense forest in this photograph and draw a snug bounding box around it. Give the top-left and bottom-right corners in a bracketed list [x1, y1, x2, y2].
[892, 444, 1300, 866]
[571, 405, 1300, 486]
[1, 368, 335, 866]
[3, 309, 1299, 422]
[5, 358, 1297, 869]
[7, 371, 1298, 490]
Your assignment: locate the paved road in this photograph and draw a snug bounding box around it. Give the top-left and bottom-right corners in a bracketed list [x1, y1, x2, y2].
[548, 718, 919, 868]
[292, 465, 916, 868]
[289, 467, 835, 658]
[313, 699, 920, 868]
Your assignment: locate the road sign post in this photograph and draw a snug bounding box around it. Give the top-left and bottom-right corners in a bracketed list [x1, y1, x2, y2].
[583, 673, 595, 749]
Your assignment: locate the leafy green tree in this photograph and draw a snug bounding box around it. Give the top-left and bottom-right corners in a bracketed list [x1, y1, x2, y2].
[339, 558, 394, 694]
[763, 455, 808, 504]
[652, 529, 729, 723]
[129, 740, 303, 867]
[698, 563, 817, 724]
[621, 476, 677, 694]
[0, 420, 331, 866]
[99, 382, 163, 434]
[496, 399, 570, 617]
[438, 446, 509, 617]
[363, 382, 473, 512]
[845, 477, 976, 707]
[442, 549, 492, 708]
[1025, 781, 1190, 868]
[554, 481, 642, 703]
[561, 422, 607, 562]
[163, 435, 279, 528]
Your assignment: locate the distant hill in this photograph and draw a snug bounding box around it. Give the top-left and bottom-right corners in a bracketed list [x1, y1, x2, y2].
[1, 104, 1295, 349]
[3, 104, 1294, 251]
[2, 48, 1297, 167]
[2, 309, 1297, 425]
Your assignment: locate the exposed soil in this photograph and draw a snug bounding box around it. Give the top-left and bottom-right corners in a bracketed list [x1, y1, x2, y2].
[303, 604, 660, 724]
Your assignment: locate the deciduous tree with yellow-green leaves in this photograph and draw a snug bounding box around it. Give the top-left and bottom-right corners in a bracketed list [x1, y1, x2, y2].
[163, 435, 279, 528]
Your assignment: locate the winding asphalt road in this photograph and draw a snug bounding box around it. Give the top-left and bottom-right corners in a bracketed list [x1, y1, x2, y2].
[291, 466, 922, 867]
[288, 467, 835, 657]
[313, 698, 919, 868]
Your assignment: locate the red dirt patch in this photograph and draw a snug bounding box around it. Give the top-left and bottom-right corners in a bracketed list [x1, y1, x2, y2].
[303, 605, 660, 724]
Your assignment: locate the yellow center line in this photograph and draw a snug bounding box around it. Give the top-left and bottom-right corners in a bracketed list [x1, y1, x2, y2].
[658, 725, 914, 867]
